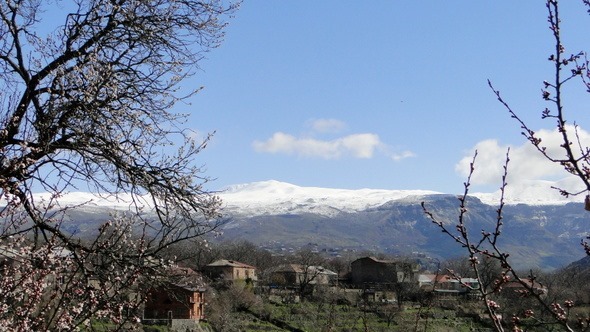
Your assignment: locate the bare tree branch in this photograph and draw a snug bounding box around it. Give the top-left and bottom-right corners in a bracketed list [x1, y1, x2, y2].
[0, 0, 238, 329]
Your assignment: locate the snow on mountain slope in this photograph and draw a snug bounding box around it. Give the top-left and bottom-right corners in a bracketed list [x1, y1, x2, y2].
[30, 192, 152, 209]
[219, 179, 585, 217]
[22, 179, 584, 217]
[471, 177, 585, 206]
[218, 180, 443, 217]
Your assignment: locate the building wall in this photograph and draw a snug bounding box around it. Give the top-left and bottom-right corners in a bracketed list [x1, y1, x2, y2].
[351, 258, 398, 284]
[232, 266, 257, 281]
[271, 271, 298, 286]
[205, 265, 257, 282]
[144, 287, 205, 321]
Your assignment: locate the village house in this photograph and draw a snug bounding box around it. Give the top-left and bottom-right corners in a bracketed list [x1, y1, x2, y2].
[418, 274, 480, 295]
[350, 257, 417, 285]
[270, 264, 338, 287]
[143, 267, 207, 324]
[501, 278, 548, 298]
[202, 259, 257, 283]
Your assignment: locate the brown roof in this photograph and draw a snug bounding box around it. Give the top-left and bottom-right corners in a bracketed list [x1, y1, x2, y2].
[167, 266, 206, 292]
[272, 264, 305, 273]
[354, 256, 397, 264]
[421, 274, 455, 283]
[272, 264, 337, 275]
[206, 259, 256, 269]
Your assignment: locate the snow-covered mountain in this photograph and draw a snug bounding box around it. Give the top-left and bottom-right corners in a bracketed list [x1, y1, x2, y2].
[30, 191, 150, 209]
[16, 180, 589, 270]
[218, 180, 443, 217]
[213, 180, 589, 270]
[25, 178, 584, 214]
[218, 179, 584, 217]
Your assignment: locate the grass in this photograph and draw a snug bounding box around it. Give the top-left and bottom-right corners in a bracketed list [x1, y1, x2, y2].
[241, 300, 489, 332]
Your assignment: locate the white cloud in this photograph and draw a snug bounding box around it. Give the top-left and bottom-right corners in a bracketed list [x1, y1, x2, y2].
[252, 132, 383, 159]
[339, 134, 382, 158]
[306, 118, 347, 134]
[254, 118, 417, 161]
[455, 126, 590, 189]
[392, 150, 416, 161]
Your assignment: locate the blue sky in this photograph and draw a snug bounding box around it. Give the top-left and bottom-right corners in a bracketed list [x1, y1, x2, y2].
[182, 1, 590, 194]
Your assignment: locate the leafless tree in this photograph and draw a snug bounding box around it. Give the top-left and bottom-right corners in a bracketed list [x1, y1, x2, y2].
[291, 248, 326, 299]
[161, 238, 217, 271]
[442, 255, 502, 293]
[0, 0, 237, 330]
[390, 259, 419, 309]
[325, 256, 348, 281]
[440, 256, 473, 279]
[490, 0, 590, 262]
[424, 152, 577, 331]
[424, 1, 590, 331]
[490, 1, 590, 202]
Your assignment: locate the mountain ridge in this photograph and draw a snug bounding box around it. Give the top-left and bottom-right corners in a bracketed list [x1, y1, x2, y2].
[218, 180, 584, 217]
[17, 180, 590, 270]
[213, 181, 590, 270]
[27, 179, 585, 212]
